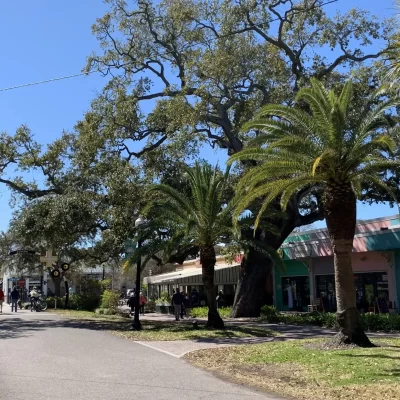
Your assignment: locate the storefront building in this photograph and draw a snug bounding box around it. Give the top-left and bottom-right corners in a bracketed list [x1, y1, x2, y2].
[276, 215, 400, 313]
[144, 252, 242, 306]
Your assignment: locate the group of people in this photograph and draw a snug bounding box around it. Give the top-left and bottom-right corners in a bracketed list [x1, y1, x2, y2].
[127, 289, 147, 315]
[0, 286, 41, 313]
[170, 288, 225, 321]
[171, 288, 203, 321]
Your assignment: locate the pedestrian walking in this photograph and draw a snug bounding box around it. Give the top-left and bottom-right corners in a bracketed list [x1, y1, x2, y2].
[127, 290, 136, 315]
[185, 293, 192, 318]
[10, 286, 19, 312]
[180, 291, 187, 319]
[216, 290, 225, 309]
[191, 288, 200, 308]
[0, 287, 4, 313]
[172, 288, 183, 321]
[139, 291, 147, 315]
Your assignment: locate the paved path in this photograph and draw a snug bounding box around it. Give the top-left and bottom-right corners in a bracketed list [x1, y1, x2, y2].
[0, 305, 281, 400]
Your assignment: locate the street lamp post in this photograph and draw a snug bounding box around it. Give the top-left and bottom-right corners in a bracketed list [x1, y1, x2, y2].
[132, 216, 145, 330]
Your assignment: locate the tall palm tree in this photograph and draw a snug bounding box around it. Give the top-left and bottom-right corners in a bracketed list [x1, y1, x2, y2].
[230, 78, 400, 347]
[384, 1, 400, 84]
[146, 162, 233, 329]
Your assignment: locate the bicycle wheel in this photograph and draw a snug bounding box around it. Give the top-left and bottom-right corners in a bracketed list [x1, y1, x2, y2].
[39, 300, 48, 311]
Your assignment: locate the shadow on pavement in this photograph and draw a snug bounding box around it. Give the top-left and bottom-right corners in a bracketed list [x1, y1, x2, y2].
[0, 315, 131, 340]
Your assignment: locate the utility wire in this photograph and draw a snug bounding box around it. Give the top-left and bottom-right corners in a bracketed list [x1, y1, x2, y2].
[0, 70, 98, 92]
[0, 0, 339, 93]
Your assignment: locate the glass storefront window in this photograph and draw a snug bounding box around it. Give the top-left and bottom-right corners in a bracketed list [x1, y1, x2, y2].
[315, 272, 389, 313]
[281, 276, 310, 311]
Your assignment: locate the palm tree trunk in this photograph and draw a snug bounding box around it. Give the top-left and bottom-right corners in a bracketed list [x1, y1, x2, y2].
[200, 244, 224, 329]
[324, 184, 374, 347]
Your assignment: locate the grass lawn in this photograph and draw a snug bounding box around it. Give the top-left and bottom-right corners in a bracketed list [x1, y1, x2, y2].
[49, 309, 277, 341]
[115, 322, 277, 341]
[185, 338, 400, 400]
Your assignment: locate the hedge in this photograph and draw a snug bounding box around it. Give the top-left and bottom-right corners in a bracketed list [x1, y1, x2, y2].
[260, 305, 400, 332]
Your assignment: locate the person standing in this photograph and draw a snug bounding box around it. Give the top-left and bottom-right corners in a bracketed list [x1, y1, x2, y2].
[10, 287, 19, 312]
[139, 291, 147, 315]
[172, 288, 183, 321]
[0, 287, 4, 313]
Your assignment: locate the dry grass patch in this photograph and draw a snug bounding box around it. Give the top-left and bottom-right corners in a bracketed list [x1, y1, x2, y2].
[185, 338, 400, 400]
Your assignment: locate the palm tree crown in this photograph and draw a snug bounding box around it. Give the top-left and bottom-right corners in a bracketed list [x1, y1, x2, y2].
[147, 162, 232, 249]
[230, 78, 399, 225]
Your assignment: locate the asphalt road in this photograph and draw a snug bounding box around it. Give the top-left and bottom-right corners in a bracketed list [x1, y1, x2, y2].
[0, 307, 280, 400]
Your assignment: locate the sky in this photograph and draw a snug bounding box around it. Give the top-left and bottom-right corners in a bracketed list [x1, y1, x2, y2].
[0, 0, 398, 232]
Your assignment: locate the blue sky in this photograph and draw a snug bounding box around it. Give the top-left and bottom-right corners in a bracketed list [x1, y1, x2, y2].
[0, 0, 398, 232]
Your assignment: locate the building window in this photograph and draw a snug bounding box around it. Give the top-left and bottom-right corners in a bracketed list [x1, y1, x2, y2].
[281, 276, 310, 311]
[354, 272, 389, 311]
[315, 272, 389, 313]
[315, 275, 336, 312]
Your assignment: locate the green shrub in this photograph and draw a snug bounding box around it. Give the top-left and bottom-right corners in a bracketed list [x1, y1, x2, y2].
[159, 291, 170, 303]
[145, 300, 156, 312]
[260, 305, 280, 323]
[95, 307, 120, 316]
[46, 296, 64, 308]
[360, 313, 400, 332]
[259, 308, 400, 332]
[190, 306, 232, 318]
[100, 290, 120, 310]
[70, 293, 100, 311]
[103, 308, 117, 315]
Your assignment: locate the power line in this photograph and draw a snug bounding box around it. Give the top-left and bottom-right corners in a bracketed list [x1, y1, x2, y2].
[0, 0, 339, 93]
[0, 70, 98, 92]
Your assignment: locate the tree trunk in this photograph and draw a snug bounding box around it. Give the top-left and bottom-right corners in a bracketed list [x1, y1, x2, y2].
[230, 249, 271, 317]
[200, 245, 224, 329]
[324, 184, 374, 347]
[230, 210, 295, 318]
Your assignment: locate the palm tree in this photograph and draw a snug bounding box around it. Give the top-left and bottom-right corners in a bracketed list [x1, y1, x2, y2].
[145, 162, 233, 329]
[384, 1, 400, 84]
[230, 78, 400, 347]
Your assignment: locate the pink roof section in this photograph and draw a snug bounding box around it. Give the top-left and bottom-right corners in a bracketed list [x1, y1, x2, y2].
[282, 215, 399, 258]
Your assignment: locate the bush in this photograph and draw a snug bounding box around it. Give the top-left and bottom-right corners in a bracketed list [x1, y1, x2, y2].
[259, 308, 400, 332]
[361, 313, 400, 332]
[46, 297, 64, 308]
[158, 291, 170, 303]
[190, 306, 232, 318]
[95, 307, 118, 315]
[145, 300, 156, 313]
[100, 290, 120, 310]
[260, 306, 280, 323]
[71, 293, 100, 311]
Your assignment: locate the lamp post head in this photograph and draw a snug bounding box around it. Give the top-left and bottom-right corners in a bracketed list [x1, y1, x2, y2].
[135, 216, 146, 228]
